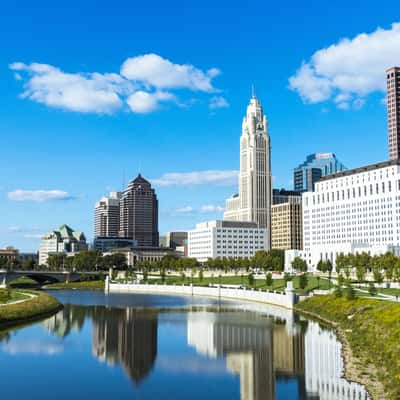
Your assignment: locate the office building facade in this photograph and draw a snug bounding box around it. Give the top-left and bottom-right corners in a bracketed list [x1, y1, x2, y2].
[387, 67, 400, 160]
[94, 192, 121, 238]
[224, 94, 272, 248]
[286, 160, 400, 272]
[294, 153, 346, 192]
[119, 174, 159, 247]
[39, 224, 88, 265]
[188, 220, 267, 262]
[271, 196, 302, 250]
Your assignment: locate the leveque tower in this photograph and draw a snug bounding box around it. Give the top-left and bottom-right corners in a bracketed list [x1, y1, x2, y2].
[224, 94, 272, 249]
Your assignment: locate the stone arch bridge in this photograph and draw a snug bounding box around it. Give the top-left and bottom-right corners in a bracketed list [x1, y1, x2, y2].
[0, 270, 105, 287]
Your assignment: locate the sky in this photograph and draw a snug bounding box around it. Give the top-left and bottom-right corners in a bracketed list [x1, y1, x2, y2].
[0, 0, 399, 251]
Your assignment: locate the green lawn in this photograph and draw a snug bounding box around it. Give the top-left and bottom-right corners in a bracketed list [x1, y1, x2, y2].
[0, 290, 61, 327]
[377, 287, 400, 297]
[296, 295, 400, 400]
[142, 274, 331, 294]
[45, 280, 105, 290]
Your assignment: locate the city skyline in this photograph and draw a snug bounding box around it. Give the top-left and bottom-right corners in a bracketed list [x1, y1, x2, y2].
[1, 2, 400, 251]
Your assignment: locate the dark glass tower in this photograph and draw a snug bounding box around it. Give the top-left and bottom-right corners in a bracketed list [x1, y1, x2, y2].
[119, 174, 159, 247]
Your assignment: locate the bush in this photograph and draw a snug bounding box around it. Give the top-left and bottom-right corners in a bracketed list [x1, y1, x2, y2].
[368, 282, 377, 296]
[333, 287, 343, 297]
[0, 289, 11, 303]
[265, 272, 273, 287]
[345, 285, 356, 300]
[299, 274, 308, 290]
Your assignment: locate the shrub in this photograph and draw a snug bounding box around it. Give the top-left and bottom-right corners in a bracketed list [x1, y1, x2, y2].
[299, 274, 308, 290]
[265, 272, 273, 287]
[333, 287, 343, 297]
[368, 282, 377, 296]
[0, 289, 11, 303]
[345, 285, 356, 300]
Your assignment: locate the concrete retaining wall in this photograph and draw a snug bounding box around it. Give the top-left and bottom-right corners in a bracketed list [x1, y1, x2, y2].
[107, 281, 297, 310]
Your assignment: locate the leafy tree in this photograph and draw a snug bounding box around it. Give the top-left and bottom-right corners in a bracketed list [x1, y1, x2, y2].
[160, 267, 166, 282]
[21, 258, 35, 270]
[373, 267, 384, 284]
[317, 259, 326, 273]
[299, 273, 308, 290]
[291, 257, 307, 273]
[345, 285, 356, 300]
[368, 282, 377, 296]
[337, 273, 345, 288]
[265, 272, 273, 287]
[199, 269, 204, 282]
[247, 273, 255, 287]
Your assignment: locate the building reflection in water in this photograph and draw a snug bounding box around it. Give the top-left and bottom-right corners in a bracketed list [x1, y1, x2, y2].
[187, 311, 369, 400]
[92, 307, 158, 384]
[43, 305, 369, 400]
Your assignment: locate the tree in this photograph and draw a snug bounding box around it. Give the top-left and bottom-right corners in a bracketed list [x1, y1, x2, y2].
[199, 269, 204, 282]
[345, 285, 356, 300]
[21, 258, 35, 270]
[317, 259, 326, 273]
[265, 272, 273, 287]
[291, 257, 307, 273]
[368, 282, 377, 296]
[247, 273, 255, 287]
[160, 267, 166, 282]
[337, 273, 345, 288]
[299, 273, 308, 290]
[373, 267, 384, 284]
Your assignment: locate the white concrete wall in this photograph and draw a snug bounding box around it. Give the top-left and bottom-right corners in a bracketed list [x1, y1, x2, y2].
[107, 282, 296, 310]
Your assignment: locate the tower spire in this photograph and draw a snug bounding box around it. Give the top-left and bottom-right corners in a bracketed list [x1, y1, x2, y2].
[251, 83, 256, 99]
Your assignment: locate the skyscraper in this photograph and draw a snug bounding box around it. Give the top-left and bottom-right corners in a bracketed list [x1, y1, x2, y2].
[94, 192, 121, 238]
[224, 93, 272, 249]
[293, 153, 346, 192]
[119, 174, 159, 247]
[387, 67, 400, 160]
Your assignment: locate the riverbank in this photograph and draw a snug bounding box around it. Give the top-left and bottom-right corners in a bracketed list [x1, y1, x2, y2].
[295, 295, 400, 400]
[0, 290, 62, 328]
[45, 280, 105, 290]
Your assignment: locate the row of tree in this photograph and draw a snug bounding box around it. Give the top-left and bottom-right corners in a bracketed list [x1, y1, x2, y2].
[292, 251, 400, 282]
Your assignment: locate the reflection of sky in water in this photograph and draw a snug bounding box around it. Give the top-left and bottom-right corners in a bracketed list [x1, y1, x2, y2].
[0, 291, 369, 400]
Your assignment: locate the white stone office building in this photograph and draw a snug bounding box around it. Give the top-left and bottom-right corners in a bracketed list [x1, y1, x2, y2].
[94, 192, 121, 238]
[285, 160, 400, 272]
[224, 94, 272, 249]
[188, 220, 267, 262]
[39, 224, 88, 265]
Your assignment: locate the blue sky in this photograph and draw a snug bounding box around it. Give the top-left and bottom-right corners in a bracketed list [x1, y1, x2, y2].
[0, 0, 398, 251]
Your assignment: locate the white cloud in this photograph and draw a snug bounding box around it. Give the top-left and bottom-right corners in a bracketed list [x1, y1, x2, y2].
[152, 170, 238, 187]
[7, 190, 74, 202]
[289, 22, 400, 109]
[199, 205, 225, 213]
[175, 206, 194, 214]
[10, 54, 224, 114]
[9, 62, 129, 113]
[209, 96, 229, 109]
[127, 90, 176, 113]
[121, 53, 219, 92]
[7, 226, 41, 233]
[175, 205, 225, 214]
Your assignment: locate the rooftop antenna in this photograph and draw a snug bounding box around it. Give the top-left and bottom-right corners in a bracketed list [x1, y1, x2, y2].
[251, 83, 256, 98]
[122, 168, 126, 190]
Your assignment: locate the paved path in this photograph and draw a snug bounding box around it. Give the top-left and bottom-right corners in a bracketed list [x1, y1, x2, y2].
[0, 292, 36, 307]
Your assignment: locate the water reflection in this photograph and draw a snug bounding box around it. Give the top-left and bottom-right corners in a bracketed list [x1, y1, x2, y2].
[36, 301, 370, 400]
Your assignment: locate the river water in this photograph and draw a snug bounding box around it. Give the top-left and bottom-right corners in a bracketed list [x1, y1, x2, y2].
[0, 291, 369, 400]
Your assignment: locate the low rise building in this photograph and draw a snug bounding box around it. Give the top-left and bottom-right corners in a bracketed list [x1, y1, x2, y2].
[93, 237, 137, 253]
[188, 220, 267, 262]
[165, 231, 188, 255]
[0, 247, 19, 263]
[39, 224, 88, 265]
[285, 159, 400, 272]
[108, 246, 180, 266]
[271, 191, 302, 250]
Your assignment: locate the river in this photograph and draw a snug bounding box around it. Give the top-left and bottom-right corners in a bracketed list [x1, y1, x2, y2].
[0, 290, 369, 399]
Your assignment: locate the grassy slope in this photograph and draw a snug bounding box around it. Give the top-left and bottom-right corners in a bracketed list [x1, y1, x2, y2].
[45, 280, 105, 290]
[145, 274, 331, 293]
[296, 295, 400, 400]
[0, 290, 61, 328]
